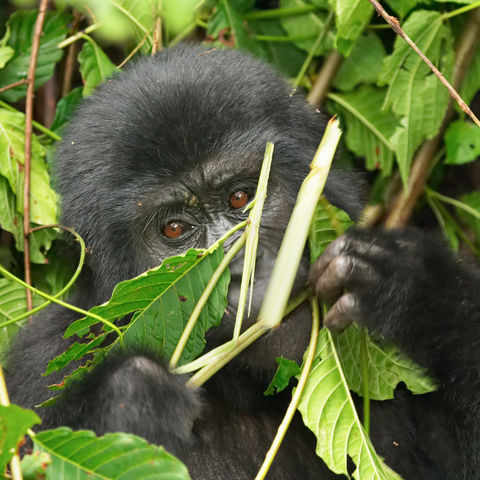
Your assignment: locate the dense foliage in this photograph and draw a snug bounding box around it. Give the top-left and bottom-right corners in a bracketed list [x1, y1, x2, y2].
[0, 0, 479, 478]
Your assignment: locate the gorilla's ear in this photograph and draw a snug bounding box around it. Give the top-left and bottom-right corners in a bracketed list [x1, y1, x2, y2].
[324, 169, 368, 221]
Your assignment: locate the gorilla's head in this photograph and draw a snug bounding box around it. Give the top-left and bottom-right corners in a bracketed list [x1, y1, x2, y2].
[56, 45, 362, 369]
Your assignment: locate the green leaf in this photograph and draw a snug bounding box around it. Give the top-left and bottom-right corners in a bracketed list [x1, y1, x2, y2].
[459, 44, 480, 108]
[335, 324, 436, 400]
[444, 120, 480, 165]
[0, 11, 69, 102]
[279, 0, 334, 55]
[21, 450, 51, 480]
[329, 0, 373, 56]
[78, 41, 118, 96]
[50, 87, 83, 134]
[248, 20, 306, 77]
[264, 356, 301, 395]
[379, 11, 454, 187]
[333, 33, 386, 91]
[0, 278, 38, 356]
[0, 405, 40, 473]
[31, 427, 191, 479]
[384, 0, 418, 18]
[308, 196, 353, 262]
[0, 109, 57, 262]
[298, 328, 403, 480]
[46, 248, 229, 386]
[328, 86, 399, 176]
[0, 46, 14, 69]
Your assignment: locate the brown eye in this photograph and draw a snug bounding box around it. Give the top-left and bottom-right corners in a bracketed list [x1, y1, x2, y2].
[229, 190, 249, 209]
[163, 221, 184, 239]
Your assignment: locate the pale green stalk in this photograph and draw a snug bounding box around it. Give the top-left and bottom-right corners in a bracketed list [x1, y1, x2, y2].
[233, 143, 274, 340]
[425, 186, 480, 221]
[58, 23, 100, 48]
[169, 232, 246, 369]
[254, 296, 320, 480]
[258, 118, 341, 329]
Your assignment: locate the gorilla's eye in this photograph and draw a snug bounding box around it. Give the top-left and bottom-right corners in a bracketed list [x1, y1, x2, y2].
[229, 190, 249, 209]
[163, 221, 190, 239]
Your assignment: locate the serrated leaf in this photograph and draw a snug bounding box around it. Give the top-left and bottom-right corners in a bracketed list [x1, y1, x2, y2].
[279, 0, 334, 55]
[328, 86, 399, 176]
[31, 427, 191, 480]
[78, 41, 118, 96]
[384, 0, 418, 18]
[333, 33, 386, 91]
[459, 44, 480, 108]
[335, 324, 436, 400]
[50, 87, 83, 134]
[309, 196, 354, 262]
[329, 0, 373, 56]
[0, 405, 40, 473]
[264, 356, 301, 395]
[0, 109, 57, 262]
[46, 248, 229, 389]
[298, 328, 403, 480]
[0, 11, 69, 102]
[379, 11, 454, 187]
[444, 120, 480, 165]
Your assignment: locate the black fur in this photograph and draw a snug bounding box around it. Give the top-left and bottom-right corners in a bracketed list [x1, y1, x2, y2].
[6, 45, 480, 479]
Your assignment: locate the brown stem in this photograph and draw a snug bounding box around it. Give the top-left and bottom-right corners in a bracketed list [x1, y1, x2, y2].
[0, 79, 28, 94]
[62, 12, 81, 97]
[118, 28, 151, 68]
[152, 5, 163, 55]
[367, 0, 480, 127]
[385, 8, 480, 228]
[23, 0, 49, 313]
[307, 50, 343, 107]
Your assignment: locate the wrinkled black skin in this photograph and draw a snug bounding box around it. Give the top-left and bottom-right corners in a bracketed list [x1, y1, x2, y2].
[6, 46, 480, 479]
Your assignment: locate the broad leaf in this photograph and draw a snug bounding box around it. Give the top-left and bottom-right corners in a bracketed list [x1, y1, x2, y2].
[0, 405, 40, 473]
[29, 428, 191, 479]
[309, 196, 353, 262]
[444, 120, 480, 165]
[384, 0, 418, 18]
[459, 44, 480, 108]
[0, 11, 69, 102]
[333, 33, 386, 91]
[0, 109, 57, 262]
[328, 86, 399, 176]
[46, 248, 229, 389]
[78, 41, 118, 96]
[264, 356, 301, 395]
[279, 0, 334, 55]
[335, 324, 436, 400]
[298, 328, 403, 480]
[50, 87, 83, 134]
[379, 11, 454, 187]
[329, 0, 373, 56]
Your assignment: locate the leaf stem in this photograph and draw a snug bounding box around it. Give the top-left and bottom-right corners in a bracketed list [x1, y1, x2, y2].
[440, 1, 480, 20]
[0, 264, 124, 345]
[244, 6, 322, 20]
[169, 232, 246, 369]
[254, 295, 320, 480]
[360, 325, 371, 435]
[57, 23, 100, 48]
[425, 187, 480, 221]
[0, 225, 86, 329]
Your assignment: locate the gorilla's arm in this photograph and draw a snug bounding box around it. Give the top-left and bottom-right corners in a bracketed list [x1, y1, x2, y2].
[309, 228, 480, 413]
[6, 304, 201, 453]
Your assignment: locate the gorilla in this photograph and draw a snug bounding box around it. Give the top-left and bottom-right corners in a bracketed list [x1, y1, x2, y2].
[6, 45, 480, 480]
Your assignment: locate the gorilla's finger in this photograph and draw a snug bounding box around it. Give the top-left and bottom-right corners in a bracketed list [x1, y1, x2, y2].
[308, 236, 348, 288]
[324, 293, 361, 332]
[314, 254, 379, 305]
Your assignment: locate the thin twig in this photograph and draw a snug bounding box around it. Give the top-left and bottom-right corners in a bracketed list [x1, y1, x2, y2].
[0, 79, 28, 94]
[367, 0, 480, 127]
[62, 12, 81, 96]
[307, 50, 343, 107]
[117, 28, 151, 68]
[23, 0, 49, 313]
[385, 8, 480, 228]
[152, 3, 163, 55]
[57, 23, 100, 49]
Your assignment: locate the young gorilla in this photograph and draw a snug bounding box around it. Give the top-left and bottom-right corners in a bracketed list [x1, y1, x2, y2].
[6, 46, 480, 480]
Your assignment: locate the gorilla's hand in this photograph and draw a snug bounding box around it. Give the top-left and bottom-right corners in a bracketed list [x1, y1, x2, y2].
[308, 228, 480, 390]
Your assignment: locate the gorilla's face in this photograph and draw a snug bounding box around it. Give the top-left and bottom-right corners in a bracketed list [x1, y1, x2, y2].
[57, 46, 329, 370]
